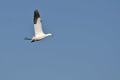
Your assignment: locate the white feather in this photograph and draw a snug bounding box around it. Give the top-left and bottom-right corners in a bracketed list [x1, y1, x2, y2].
[34, 18, 45, 37]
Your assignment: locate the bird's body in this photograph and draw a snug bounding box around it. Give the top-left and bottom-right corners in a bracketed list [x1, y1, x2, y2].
[31, 33, 52, 42]
[25, 9, 52, 42]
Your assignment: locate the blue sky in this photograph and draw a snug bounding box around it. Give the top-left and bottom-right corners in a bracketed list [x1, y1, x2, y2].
[0, 0, 120, 80]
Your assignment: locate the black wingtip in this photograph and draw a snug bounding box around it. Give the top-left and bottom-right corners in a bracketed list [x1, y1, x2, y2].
[34, 9, 40, 24]
[24, 37, 32, 40]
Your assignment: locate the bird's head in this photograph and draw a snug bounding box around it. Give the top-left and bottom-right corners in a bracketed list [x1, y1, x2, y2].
[46, 33, 53, 37]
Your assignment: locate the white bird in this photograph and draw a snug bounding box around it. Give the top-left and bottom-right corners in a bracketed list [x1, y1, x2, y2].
[25, 9, 52, 42]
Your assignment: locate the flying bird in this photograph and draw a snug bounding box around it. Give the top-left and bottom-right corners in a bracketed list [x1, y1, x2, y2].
[25, 10, 52, 42]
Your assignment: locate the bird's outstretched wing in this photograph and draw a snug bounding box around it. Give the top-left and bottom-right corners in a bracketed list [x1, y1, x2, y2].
[24, 37, 32, 40]
[34, 10, 44, 37]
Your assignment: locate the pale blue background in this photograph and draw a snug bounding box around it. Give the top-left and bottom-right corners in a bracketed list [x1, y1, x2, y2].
[0, 0, 120, 80]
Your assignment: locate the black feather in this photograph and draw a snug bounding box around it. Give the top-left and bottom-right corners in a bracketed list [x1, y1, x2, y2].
[33, 9, 40, 24]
